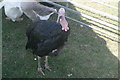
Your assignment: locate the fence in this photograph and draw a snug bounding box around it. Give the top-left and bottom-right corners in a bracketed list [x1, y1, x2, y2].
[46, 0, 120, 42]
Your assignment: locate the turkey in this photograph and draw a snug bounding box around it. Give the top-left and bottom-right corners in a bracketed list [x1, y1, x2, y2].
[26, 8, 70, 75]
[0, 0, 56, 22]
[0, 0, 23, 22]
[20, 0, 57, 21]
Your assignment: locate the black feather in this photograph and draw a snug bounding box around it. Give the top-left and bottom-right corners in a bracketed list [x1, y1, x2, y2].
[26, 20, 70, 57]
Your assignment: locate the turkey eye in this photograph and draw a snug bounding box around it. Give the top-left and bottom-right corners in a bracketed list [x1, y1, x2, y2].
[59, 16, 62, 19]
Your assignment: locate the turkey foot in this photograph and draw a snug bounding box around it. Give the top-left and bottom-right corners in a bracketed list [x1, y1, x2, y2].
[5, 17, 11, 20]
[5, 17, 23, 21]
[37, 56, 45, 75]
[16, 18, 23, 21]
[37, 67, 45, 75]
[44, 56, 51, 71]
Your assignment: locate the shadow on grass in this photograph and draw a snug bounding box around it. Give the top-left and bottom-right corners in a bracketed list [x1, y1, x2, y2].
[2, 2, 118, 78]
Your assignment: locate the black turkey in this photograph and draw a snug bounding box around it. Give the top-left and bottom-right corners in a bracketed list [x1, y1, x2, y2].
[26, 8, 70, 75]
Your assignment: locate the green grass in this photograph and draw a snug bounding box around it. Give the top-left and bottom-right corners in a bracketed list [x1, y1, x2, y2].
[0, 9, 2, 79]
[2, 2, 119, 78]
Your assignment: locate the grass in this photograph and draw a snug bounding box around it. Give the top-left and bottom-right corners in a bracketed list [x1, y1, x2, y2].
[2, 2, 119, 78]
[0, 9, 2, 79]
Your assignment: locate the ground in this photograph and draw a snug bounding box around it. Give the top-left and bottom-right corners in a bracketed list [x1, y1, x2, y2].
[1, 1, 119, 78]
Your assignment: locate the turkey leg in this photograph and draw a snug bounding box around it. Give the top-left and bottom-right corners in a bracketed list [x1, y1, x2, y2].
[44, 56, 51, 71]
[37, 56, 45, 75]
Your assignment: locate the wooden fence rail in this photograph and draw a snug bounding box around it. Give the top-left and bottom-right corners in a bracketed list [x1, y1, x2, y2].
[67, 0, 120, 22]
[91, 0, 120, 10]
